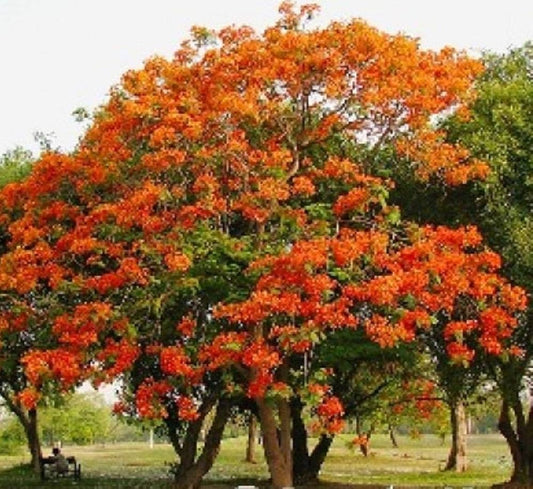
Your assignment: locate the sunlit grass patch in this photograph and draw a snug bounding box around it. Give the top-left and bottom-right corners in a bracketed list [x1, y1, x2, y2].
[0, 434, 511, 488]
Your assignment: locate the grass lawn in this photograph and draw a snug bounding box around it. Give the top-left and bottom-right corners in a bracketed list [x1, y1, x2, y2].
[0, 433, 511, 488]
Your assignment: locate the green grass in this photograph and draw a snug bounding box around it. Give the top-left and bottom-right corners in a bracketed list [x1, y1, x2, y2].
[0, 434, 511, 488]
[324, 433, 510, 487]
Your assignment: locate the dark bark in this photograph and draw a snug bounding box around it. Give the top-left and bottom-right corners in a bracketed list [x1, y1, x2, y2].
[166, 396, 217, 460]
[495, 398, 533, 487]
[166, 418, 182, 456]
[389, 424, 399, 448]
[308, 435, 334, 477]
[279, 397, 292, 474]
[172, 398, 232, 489]
[291, 399, 333, 484]
[499, 400, 524, 481]
[254, 360, 293, 489]
[291, 399, 311, 483]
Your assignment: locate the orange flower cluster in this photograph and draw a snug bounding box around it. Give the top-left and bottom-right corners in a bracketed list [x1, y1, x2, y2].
[176, 396, 199, 421]
[135, 379, 171, 419]
[350, 434, 369, 448]
[447, 342, 476, 363]
[52, 302, 113, 348]
[345, 226, 527, 355]
[248, 370, 275, 398]
[96, 339, 141, 381]
[22, 349, 82, 390]
[364, 314, 415, 347]
[164, 252, 191, 272]
[393, 379, 443, 420]
[17, 387, 42, 410]
[242, 341, 281, 370]
[198, 332, 249, 370]
[176, 315, 196, 337]
[269, 324, 315, 353]
[396, 130, 489, 185]
[333, 188, 371, 217]
[315, 395, 345, 434]
[160, 346, 195, 377]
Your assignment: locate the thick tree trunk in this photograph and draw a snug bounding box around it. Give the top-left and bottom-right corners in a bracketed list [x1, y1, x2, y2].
[445, 400, 467, 472]
[7, 397, 42, 473]
[245, 413, 258, 463]
[1, 392, 42, 473]
[291, 399, 311, 483]
[455, 402, 468, 472]
[25, 409, 42, 473]
[279, 397, 292, 475]
[291, 399, 333, 484]
[495, 399, 533, 487]
[308, 435, 333, 479]
[257, 397, 293, 489]
[172, 399, 232, 489]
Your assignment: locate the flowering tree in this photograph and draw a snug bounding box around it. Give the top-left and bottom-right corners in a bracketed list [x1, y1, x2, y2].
[386, 42, 533, 486]
[0, 3, 527, 488]
[448, 44, 533, 487]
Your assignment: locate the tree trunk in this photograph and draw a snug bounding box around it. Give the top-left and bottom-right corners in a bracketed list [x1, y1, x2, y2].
[455, 402, 468, 472]
[25, 409, 42, 473]
[308, 435, 333, 479]
[291, 399, 311, 483]
[245, 413, 258, 463]
[291, 399, 333, 484]
[172, 398, 232, 489]
[494, 398, 533, 487]
[7, 398, 42, 473]
[257, 397, 293, 489]
[1, 392, 43, 473]
[445, 400, 468, 472]
[389, 424, 399, 448]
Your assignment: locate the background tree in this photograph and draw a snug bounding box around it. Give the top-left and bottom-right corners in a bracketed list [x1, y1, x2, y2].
[39, 392, 112, 446]
[0, 147, 33, 189]
[419, 322, 484, 472]
[387, 42, 532, 487]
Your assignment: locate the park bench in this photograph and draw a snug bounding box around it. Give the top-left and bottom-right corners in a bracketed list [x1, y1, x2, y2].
[40, 455, 82, 481]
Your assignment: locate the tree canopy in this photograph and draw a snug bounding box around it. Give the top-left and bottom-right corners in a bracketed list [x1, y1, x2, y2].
[0, 3, 528, 488]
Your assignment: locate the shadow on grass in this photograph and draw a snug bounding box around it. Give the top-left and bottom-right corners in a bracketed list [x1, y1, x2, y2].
[0, 465, 174, 489]
[0, 467, 494, 489]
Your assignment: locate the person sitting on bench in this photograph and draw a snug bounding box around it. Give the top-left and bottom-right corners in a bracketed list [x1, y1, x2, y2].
[51, 447, 69, 475]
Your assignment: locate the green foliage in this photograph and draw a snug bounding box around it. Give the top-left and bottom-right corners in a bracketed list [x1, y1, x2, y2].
[314, 328, 435, 434]
[39, 392, 112, 445]
[444, 42, 533, 290]
[0, 147, 33, 189]
[0, 417, 25, 455]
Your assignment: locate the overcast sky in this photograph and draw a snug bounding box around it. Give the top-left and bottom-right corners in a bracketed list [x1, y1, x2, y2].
[1, 0, 532, 156]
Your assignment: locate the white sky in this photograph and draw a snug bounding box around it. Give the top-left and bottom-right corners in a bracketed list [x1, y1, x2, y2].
[0, 0, 531, 156]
